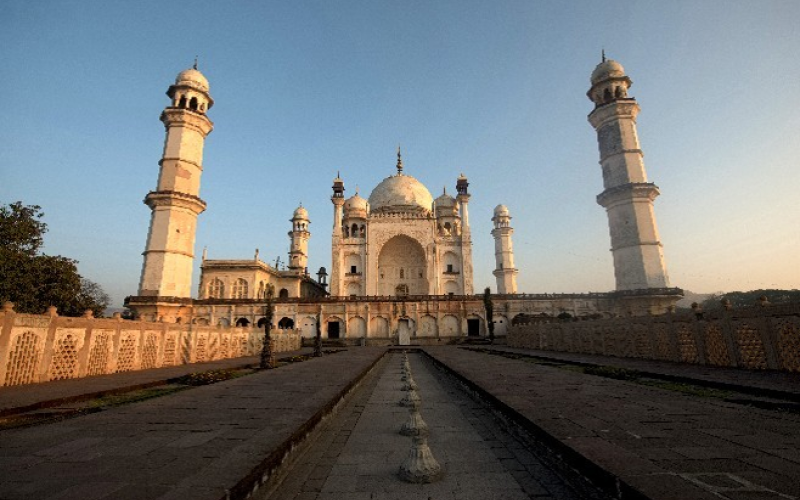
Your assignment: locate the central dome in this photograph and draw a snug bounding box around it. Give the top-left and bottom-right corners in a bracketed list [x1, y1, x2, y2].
[368, 174, 434, 214]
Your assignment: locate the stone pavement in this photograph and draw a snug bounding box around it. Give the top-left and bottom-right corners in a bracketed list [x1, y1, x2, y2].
[424, 346, 800, 500]
[0, 347, 386, 500]
[478, 345, 800, 400]
[265, 351, 608, 500]
[0, 350, 313, 416]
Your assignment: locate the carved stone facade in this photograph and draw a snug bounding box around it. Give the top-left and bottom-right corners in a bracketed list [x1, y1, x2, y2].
[330, 151, 475, 298]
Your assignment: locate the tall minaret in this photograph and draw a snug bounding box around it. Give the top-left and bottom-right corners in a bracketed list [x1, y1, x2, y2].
[288, 204, 310, 271]
[138, 64, 214, 297]
[456, 173, 474, 294]
[491, 205, 518, 294]
[330, 174, 345, 296]
[587, 54, 669, 290]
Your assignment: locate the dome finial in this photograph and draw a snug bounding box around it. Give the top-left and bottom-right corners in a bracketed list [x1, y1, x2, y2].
[396, 145, 403, 175]
[193, 55, 198, 70]
[601, 49, 606, 63]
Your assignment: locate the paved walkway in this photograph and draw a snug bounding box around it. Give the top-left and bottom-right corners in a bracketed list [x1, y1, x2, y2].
[425, 347, 800, 500]
[476, 346, 800, 400]
[0, 348, 386, 500]
[0, 350, 312, 416]
[266, 351, 606, 500]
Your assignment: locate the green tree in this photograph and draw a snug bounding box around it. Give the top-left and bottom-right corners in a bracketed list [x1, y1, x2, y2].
[700, 289, 800, 311]
[0, 202, 109, 316]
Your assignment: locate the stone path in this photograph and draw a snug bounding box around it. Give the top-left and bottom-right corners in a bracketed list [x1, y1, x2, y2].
[425, 346, 800, 500]
[479, 346, 800, 400]
[0, 348, 385, 500]
[265, 351, 607, 500]
[0, 351, 311, 416]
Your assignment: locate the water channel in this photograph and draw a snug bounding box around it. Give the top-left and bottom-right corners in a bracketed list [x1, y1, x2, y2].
[262, 351, 609, 500]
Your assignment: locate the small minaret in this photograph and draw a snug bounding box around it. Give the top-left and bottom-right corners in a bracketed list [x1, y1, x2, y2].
[138, 64, 214, 297]
[288, 204, 310, 271]
[491, 205, 518, 294]
[587, 54, 669, 290]
[456, 173, 474, 294]
[330, 174, 345, 296]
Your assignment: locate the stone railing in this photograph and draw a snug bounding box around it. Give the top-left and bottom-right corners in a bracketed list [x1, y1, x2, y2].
[0, 303, 302, 387]
[508, 302, 800, 372]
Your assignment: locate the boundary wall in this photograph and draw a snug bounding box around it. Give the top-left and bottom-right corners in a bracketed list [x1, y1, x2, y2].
[0, 304, 301, 387]
[508, 302, 800, 372]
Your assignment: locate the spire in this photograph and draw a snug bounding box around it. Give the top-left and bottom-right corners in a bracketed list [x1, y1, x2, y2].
[193, 56, 198, 70]
[396, 145, 403, 175]
[601, 49, 606, 63]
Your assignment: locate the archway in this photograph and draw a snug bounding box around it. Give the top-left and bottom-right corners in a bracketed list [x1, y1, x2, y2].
[278, 317, 294, 330]
[235, 317, 250, 327]
[440, 315, 459, 336]
[377, 235, 427, 296]
[418, 315, 437, 337]
[348, 316, 366, 338]
[370, 316, 389, 337]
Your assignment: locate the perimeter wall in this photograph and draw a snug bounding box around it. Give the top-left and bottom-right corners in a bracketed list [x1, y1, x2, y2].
[0, 304, 301, 387]
[508, 302, 800, 372]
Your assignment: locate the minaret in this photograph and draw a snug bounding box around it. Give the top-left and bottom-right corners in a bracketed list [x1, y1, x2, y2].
[288, 204, 310, 271]
[587, 55, 669, 290]
[491, 205, 518, 294]
[456, 173, 474, 294]
[138, 64, 213, 297]
[330, 174, 345, 296]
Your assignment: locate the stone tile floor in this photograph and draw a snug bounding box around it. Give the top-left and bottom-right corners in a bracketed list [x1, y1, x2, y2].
[0, 348, 386, 500]
[425, 347, 800, 500]
[264, 351, 607, 500]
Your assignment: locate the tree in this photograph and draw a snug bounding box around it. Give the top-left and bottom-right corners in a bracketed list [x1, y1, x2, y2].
[0, 202, 110, 316]
[700, 289, 800, 311]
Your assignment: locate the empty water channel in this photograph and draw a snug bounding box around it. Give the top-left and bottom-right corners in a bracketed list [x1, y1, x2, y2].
[261, 351, 610, 500]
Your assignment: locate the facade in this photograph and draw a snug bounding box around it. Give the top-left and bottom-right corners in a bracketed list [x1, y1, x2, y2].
[127, 58, 683, 338]
[196, 204, 327, 320]
[330, 150, 475, 298]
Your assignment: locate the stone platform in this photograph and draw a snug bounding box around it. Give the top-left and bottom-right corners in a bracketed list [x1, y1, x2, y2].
[1, 346, 798, 500]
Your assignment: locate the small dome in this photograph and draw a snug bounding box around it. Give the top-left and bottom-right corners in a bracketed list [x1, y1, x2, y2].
[175, 68, 209, 92]
[368, 174, 434, 215]
[494, 204, 510, 217]
[344, 193, 368, 213]
[435, 190, 456, 207]
[591, 59, 626, 84]
[293, 205, 309, 219]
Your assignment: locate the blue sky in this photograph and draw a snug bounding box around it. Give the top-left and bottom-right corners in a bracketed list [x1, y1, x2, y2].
[2, 1, 798, 308]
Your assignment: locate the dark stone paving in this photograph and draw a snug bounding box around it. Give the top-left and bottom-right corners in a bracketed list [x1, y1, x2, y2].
[266, 351, 607, 500]
[481, 346, 800, 400]
[0, 348, 386, 500]
[0, 352, 311, 416]
[424, 346, 800, 500]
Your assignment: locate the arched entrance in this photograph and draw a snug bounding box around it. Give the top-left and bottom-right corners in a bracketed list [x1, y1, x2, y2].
[378, 235, 428, 296]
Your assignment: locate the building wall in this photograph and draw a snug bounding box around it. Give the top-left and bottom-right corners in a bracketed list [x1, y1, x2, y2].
[508, 302, 800, 372]
[187, 290, 681, 342]
[0, 306, 301, 387]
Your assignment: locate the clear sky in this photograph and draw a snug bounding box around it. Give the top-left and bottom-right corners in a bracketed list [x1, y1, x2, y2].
[1, 1, 798, 309]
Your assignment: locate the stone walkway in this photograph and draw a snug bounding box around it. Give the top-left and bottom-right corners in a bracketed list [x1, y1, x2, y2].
[425, 346, 800, 500]
[0, 351, 310, 416]
[265, 351, 606, 500]
[0, 348, 385, 500]
[477, 346, 800, 400]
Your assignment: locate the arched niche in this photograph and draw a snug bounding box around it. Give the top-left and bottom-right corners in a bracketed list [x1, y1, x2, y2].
[377, 235, 428, 296]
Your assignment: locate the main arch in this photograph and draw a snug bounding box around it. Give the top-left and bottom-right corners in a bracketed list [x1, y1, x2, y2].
[377, 235, 428, 296]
